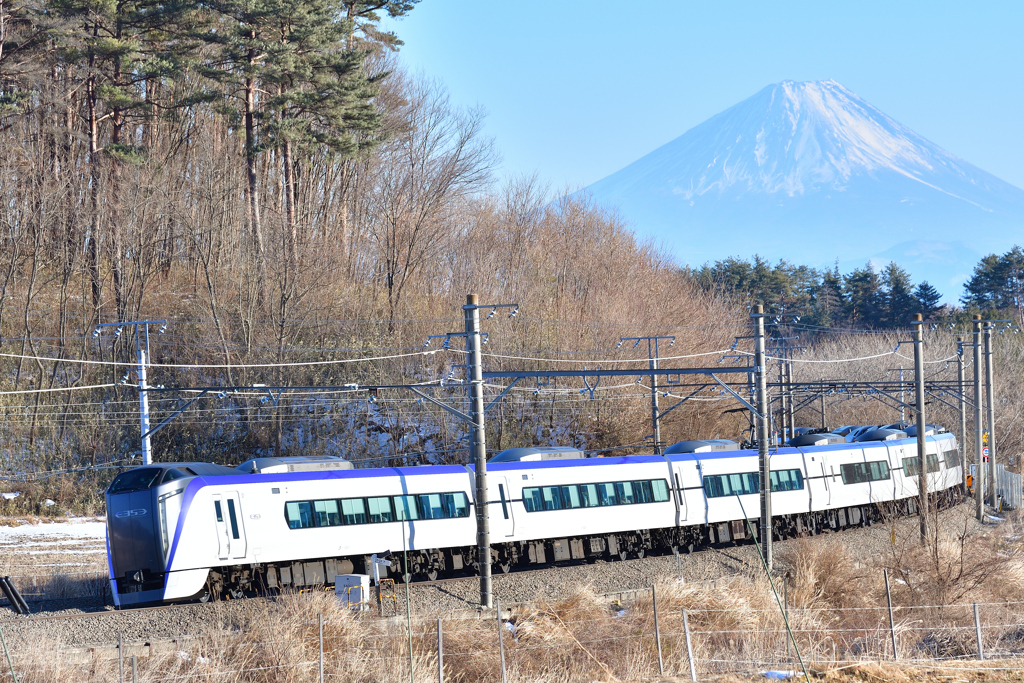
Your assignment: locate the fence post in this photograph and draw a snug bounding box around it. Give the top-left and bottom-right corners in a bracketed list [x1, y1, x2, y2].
[0, 625, 17, 683]
[318, 613, 324, 683]
[883, 569, 897, 660]
[437, 619, 444, 683]
[652, 586, 664, 675]
[495, 593, 507, 683]
[682, 608, 697, 682]
[974, 602, 984, 661]
[784, 580, 790, 662]
[131, 655, 137, 683]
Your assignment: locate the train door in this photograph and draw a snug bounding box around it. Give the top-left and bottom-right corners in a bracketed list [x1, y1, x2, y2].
[224, 492, 247, 559]
[212, 492, 247, 560]
[212, 493, 230, 560]
[672, 465, 687, 523]
[498, 477, 515, 537]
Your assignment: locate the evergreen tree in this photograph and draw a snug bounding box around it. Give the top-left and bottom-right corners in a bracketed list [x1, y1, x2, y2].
[808, 265, 845, 328]
[844, 263, 882, 327]
[881, 261, 917, 326]
[914, 281, 942, 318]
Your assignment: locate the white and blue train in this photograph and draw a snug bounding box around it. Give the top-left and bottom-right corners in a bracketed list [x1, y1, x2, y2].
[105, 427, 962, 607]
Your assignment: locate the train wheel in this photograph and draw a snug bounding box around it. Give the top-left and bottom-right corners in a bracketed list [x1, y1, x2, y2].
[634, 547, 646, 560]
[426, 568, 439, 581]
[618, 549, 628, 562]
[498, 560, 512, 574]
[228, 588, 244, 600]
[198, 590, 212, 603]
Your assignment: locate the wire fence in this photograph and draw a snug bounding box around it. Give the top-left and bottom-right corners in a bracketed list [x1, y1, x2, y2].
[5, 587, 1024, 682]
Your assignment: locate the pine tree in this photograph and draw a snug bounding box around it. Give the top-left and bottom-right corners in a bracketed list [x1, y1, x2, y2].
[844, 263, 883, 327]
[881, 262, 917, 326]
[914, 281, 942, 318]
[809, 265, 845, 328]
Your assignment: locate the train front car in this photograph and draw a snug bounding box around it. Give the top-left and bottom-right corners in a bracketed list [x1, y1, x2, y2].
[106, 463, 236, 607]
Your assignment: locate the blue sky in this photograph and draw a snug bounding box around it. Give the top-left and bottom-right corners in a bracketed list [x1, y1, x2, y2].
[383, 1, 1024, 192]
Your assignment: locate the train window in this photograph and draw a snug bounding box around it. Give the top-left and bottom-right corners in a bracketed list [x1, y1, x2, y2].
[770, 469, 804, 492]
[945, 449, 961, 468]
[652, 480, 670, 502]
[108, 468, 162, 494]
[160, 468, 191, 485]
[597, 483, 617, 506]
[393, 495, 420, 521]
[340, 498, 368, 525]
[418, 494, 445, 519]
[560, 485, 582, 509]
[903, 457, 920, 477]
[840, 461, 890, 485]
[443, 492, 470, 518]
[541, 486, 563, 510]
[579, 484, 600, 507]
[703, 472, 759, 498]
[286, 501, 315, 529]
[226, 499, 240, 539]
[633, 480, 654, 504]
[368, 496, 394, 523]
[522, 488, 543, 512]
[615, 482, 636, 505]
[903, 455, 941, 477]
[214, 500, 224, 522]
[498, 485, 509, 519]
[313, 500, 341, 527]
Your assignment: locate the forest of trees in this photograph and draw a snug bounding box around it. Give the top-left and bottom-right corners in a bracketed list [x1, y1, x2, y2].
[691, 246, 1024, 331]
[0, 0, 742, 509]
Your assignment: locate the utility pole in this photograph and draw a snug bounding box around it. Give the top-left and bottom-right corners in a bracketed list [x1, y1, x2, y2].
[94, 320, 166, 466]
[984, 321, 997, 508]
[465, 294, 492, 609]
[957, 339, 968, 497]
[752, 305, 772, 570]
[778, 358, 788, 443]
[911, 313, 928, 544]
[620, 336, 675, 454]
[973, 315, 984, 520]
[786, 361, 795, 439]
[819, 394, 826, 431]
[899, 367, 905, 424]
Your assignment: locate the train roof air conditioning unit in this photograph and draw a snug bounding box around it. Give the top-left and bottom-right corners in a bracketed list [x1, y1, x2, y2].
[854, 428, 907, 442]
[237, 455, 354, 474]
[664, 439, 738, 454]
[489, 447, 585, 463]
[789, 433, 846, 447]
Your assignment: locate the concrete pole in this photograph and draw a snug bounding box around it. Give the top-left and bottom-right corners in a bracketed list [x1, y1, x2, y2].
[786, 360, 795, 439]
[912, 313, 928, 544]
[984, 322, 997, 508]
[957, 340, 968, 497]
[650, 339, 662, 455]
[778, 358, 787, 443]
[898, 367, 905, 425]
[973, 315, 984, 520]
[138, 347, 152, 466]
[465, 294, 492, 608]
[753, 305, 772, 570]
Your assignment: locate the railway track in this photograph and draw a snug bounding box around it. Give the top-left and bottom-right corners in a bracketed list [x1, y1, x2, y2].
[0, 493, 967, 625]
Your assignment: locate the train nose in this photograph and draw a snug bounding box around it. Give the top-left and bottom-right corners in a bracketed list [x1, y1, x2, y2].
[107, 490, 165, 594]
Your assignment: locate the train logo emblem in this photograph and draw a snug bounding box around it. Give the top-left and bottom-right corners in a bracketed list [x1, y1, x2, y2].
[115, 509, 148, 518]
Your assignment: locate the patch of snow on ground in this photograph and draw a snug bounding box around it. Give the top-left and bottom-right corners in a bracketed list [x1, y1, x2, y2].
[0, 518, 106, 542]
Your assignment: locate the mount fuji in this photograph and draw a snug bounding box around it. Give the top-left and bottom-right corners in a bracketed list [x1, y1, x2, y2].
[584, 80, 1024, 300]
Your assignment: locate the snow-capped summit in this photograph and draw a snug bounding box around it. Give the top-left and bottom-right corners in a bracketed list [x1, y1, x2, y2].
[585, 80, 1024, 296]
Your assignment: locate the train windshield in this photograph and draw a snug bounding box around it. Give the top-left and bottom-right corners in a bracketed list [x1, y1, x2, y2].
[108, 468, 162, 494]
